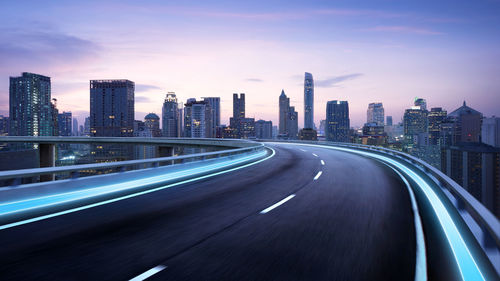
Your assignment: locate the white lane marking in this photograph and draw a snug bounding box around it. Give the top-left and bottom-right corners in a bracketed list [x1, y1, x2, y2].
[321, 160, 325, 165]
[130, 265, 167, 281]
[313, 171, 322, 180]
[299, 149, 306, 152]
[385, 164, 427, 281]
[260, 194, 296, 214]
[312, 153, 318, 157]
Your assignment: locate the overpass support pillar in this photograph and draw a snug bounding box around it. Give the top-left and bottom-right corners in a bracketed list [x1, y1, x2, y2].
[39, 143, 55, 181]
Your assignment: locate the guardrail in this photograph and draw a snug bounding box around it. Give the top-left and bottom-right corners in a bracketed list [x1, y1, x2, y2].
[0, 137, 265, 186]
[263, 139, 500, 278]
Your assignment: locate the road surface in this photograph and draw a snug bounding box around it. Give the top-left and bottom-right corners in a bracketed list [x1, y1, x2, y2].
[0, 143, 416, 280]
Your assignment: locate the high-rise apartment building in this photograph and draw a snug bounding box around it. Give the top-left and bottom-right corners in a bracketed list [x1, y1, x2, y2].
[162, 93, 179, 137]
[367, 103, 384, 126]
[58, 111, 72, 136]
[326, 101, 350, 142]
[144, 113, 161, 137]
[482, 117, 500, 147]
[304, 72, 314, 129]
[89, 80, 134, 137]
[203, 97, 220, 138]
[9, 72, 54, 136]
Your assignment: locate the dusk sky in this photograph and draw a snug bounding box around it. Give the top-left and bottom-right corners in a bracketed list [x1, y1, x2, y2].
[1, 0, 499, 127]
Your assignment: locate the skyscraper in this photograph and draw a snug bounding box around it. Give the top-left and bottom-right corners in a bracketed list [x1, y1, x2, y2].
[446, 101, 482, 144]
[184, 99, 212, 138]
[144, 113, 161, 137]
[255, 120, 273, 139]
[233, 93, 245, 120]
[428, 107, 447, 145]
[72, 118, 79, 136]
[279, 89, 289, 135]
[0, 115, 9, 136]
[58, 111, 72, 136]
[90, 80, 135, 137]
[230, 93, 254, 139]
[403, 103, 428, 145]
[367, 103, 384, 126]
[482, 117, 500, 147]
[386, 116, 393, 126]
[326, 101, 350, 142]
[304, 72, 314, 129]
[287, 106, 298, 139]
[414, 97, 427, 111]
[9, 72, 54, 136]
[203, 97, 220, 138]
[162, 93, 179, 137]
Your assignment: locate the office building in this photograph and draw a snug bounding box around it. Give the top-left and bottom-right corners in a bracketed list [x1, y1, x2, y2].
[229, 93, 254, 139]
[441, 143, 500, 218]
[0, 115, 9, 136]
[403, 105, 428, 145]
[9, 72, 54, 136]
[446, 101, 483, 144]
[361, 122, 387, 145]
[72, 118, 79, 136]
[255, 120, 273, 139]
[279, 90, 299, 139]
[144, 113, 161, 137]
[414, 97, 427, 111]
[386, 116, 393, 126]
[203, 97, 220, 138]
[58, 111, 72, 136]
[367, 103, 384, 126]
[428, 107, 447, 145]
[326, 101, 350, 142]
[90, 80, 134, 137]
[161, 93, 179, 137]
[299, 128, 318, 141]
[482, 117, 500, 147]
[233, 93, 245, 120]
[304, 72, 314, 129]
[184, 99, 212, 138]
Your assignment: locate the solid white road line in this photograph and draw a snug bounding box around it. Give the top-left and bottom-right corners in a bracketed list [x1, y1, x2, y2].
[260, 195, 296, 214]
[320, 160, 325, 165]
[130, 265, 167, 281]
[313, 171, 322, 180]
[312, 153, 318, 157]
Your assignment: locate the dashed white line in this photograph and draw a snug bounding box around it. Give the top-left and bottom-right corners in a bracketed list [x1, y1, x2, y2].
[130, 265, 167, 281]
[299, 149, 306, 152]
[260, 194, 296, 214]
[320, 160, 325, 165]
[312, 153, 318, 157]
[313, 171, 323, 180]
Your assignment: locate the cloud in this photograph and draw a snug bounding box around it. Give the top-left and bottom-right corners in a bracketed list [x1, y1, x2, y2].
[0, 27, 100, 69]
[361, 25, 443, 35]
[136, 84, 162, 92]
[315, 73, 364, 88]
[245, 78, 263, 82]
[135, 96, 152, 103]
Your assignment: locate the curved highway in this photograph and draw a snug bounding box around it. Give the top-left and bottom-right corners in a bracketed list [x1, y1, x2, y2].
[0, 143, 417, 280]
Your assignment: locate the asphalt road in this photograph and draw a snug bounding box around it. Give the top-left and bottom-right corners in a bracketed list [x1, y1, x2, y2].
[0, 143, 416, 281]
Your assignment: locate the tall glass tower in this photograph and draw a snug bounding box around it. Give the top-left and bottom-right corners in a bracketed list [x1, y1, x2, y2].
[9, 72, 54, 136]
[326, 100, 350, 142]
[304, 72, 314, 129]
[162, 93, 179, 137]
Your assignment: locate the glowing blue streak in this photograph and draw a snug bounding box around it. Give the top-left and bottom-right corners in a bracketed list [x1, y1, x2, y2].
[0, 148, 274, 230]
[283, 143, 484, 281]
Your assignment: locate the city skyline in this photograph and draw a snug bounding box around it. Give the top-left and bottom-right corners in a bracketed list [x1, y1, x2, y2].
[1, 0, 499, 127]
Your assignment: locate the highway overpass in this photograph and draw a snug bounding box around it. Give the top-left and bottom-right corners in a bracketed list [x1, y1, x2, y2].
[0, 137, 498, 280]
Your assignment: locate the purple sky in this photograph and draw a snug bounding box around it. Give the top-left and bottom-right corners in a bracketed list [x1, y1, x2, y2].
[1, 0, 499, 128]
